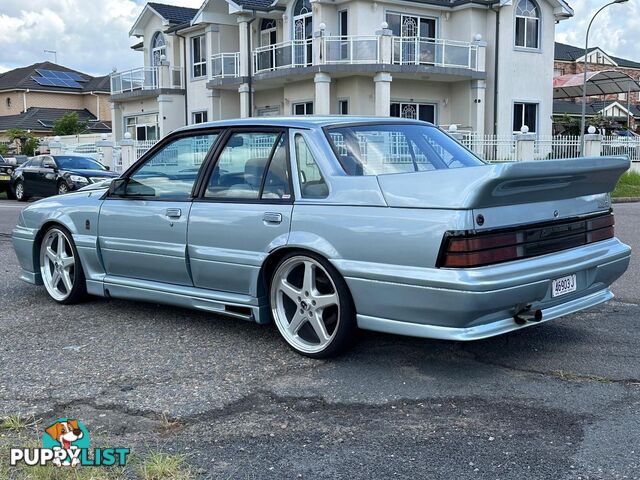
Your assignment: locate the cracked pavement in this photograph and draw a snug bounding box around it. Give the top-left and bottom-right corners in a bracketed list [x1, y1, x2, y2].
[0, 200, 639, 479]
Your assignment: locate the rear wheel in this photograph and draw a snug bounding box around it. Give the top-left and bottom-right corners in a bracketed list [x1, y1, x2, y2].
[39, 226, 87, 304]
[14, 181, 28, 202]
[269, 252, 356, 358]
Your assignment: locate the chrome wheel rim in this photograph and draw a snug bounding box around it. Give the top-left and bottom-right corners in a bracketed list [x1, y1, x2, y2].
[40, 229, 76, 301]
[271, 256, 340, 354]
[58, 183, 68, 195]
[15, 182, 23, 199]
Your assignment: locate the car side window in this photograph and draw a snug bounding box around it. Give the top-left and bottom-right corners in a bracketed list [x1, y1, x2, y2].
[295, 134, 328, 199]
[205, 131, 290, 200]
[30, 157, 42, 168]
[122, 134, 217, 199]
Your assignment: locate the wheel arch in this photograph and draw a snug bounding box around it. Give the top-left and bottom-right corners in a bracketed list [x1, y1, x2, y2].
[32, 221, 75, 273]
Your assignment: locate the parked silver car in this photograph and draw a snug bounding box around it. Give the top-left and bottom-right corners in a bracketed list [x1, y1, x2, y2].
[12, 117, 631, 357]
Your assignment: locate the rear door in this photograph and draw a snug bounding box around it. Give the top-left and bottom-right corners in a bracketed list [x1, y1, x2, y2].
[98, 131, 219, 286]
[22, 156, 42, 195]
[188, 128, 294, 296]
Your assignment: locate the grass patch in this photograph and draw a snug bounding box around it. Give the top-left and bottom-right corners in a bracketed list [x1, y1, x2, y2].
[1, 414, 36, 432]
[612, 171, 640, 198]
[138, 452, 193, 480]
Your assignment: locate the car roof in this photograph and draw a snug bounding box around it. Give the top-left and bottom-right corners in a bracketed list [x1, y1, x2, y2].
[174, 116, 430, 133]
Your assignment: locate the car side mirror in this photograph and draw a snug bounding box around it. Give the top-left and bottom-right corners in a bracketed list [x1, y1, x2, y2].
[105, 165, 111, 171]
[108, 177, 128, 196]
[42, 160, 56, 169]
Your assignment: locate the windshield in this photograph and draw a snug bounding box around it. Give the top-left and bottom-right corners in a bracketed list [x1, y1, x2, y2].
[54, 156, 106, 171]
[326, 123, 484, 176]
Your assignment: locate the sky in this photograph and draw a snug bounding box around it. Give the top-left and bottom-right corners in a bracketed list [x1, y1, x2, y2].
[0, 0, 638, 77]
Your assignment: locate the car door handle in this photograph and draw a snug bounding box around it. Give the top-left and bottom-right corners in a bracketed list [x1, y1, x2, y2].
[263, 212, 282, 224]
[165, 208, 182, 219]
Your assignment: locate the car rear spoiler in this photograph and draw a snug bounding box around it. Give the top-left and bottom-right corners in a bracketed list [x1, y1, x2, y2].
[376, 156, 630, 209]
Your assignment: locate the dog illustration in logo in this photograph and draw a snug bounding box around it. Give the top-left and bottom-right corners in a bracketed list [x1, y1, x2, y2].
[45, 419, 84, 467]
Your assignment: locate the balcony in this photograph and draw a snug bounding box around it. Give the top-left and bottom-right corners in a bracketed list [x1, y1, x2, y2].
[392, 37, 479, 70]
[110, 66, 184, 95]
[253, 38, 313, 74]
[210, 53, 240, 79]
[322, 36, 380, 64]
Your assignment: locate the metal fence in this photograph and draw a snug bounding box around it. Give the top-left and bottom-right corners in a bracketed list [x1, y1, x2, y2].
[135, 140, 158, 159]
[534, 135, 581, 160]
[461, 134, 517, 162]
[601, 136, 640, 162]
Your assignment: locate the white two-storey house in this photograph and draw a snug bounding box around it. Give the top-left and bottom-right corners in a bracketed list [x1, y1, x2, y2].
[110, 0, 573, 141]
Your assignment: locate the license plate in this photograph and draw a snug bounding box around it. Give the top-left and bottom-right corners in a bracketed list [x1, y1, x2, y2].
[552, 274, 577, 297]
[0, 175, 9, 181]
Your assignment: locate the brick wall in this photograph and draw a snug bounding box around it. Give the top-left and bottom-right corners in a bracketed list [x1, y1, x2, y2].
[0, 92, 24, 116]
[555, 60, 640, 104]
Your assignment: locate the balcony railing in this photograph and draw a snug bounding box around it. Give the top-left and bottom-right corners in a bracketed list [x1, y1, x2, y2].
[392, 37, 479, 70]
[110, 66, 184, 94]
[253, 38, 313, 74]
[210, 52, 240, 79]
[321, 36, 380, 64]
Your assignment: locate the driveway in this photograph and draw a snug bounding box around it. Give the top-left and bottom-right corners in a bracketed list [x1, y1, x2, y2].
[0, 200, 638, 479]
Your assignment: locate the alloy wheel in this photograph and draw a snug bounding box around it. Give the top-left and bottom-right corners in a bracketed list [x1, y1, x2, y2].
[40, 228, 76, 302]
[58, 183, 69, 195]
[15, 182, 24, 200]
[270, 256, 341, 354]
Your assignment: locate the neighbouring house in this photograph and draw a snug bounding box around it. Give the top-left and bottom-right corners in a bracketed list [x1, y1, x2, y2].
[553, 42, 640, 133]
[0, 61, 112, 141]
[110, 0, 574, 141]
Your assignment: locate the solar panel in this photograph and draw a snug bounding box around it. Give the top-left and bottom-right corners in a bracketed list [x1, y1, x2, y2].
[31, 75, 83, 89]
[35, 69, 87, 83]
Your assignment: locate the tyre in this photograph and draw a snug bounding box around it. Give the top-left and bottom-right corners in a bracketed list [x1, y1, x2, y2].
[14, 181, 28, 202]
[39, 226, 87, 304]
[57, 181, 69, 195]
[269, 252, 356, 358]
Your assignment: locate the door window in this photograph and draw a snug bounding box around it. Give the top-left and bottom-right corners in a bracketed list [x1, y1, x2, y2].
[120, 134, 217, 199]
[295, 134, 328, 198]
[205, 131, 290, 200]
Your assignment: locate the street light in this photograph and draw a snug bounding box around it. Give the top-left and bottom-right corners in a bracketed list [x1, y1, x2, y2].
[580, 0, 629, 154]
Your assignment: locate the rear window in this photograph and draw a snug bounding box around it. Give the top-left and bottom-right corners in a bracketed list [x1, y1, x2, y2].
[326, 123, 484, 176]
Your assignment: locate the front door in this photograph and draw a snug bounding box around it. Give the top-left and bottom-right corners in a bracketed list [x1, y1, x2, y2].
[293, 10, 312, 66]
[188, 129, 293, 297]
[98, 132, 219, 286]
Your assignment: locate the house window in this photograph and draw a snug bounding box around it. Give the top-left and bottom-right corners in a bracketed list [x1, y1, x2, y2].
[293, 0, 313, 66]
[293, 102, 314, 115]
[338, 10, 348, 36]
[192, 111, 208, 124]
[554, 68, 563, 77]
[191, 35, 207, 78]
[151, 32, 166, 66]
[513, 102, 538, 133]
[125, 113, 159, 141]
[515, 0, 540, 49]
[260, 19, 277, 47]
[386, 12, 436, 38]
[338, 99, 349, 115]
[390, 102, 436, 124]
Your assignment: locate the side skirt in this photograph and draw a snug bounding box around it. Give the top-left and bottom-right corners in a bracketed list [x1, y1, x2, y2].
[90, 276, 270, 324]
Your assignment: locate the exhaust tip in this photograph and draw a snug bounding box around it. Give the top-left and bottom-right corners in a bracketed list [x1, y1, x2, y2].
[513, 308, 543, 325]
[533, 309, 543, 322]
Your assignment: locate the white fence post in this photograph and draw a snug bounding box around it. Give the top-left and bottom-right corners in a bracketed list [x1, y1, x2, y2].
[95, 134, 115, 170]
[583, 133, 602, 157]
[48, 136, 64, 155]
[516, 126, 535, 161]
[119, 133, 136, 171]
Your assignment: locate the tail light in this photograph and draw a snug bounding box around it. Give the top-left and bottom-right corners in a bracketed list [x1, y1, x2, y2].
[438, 213, 615, 268]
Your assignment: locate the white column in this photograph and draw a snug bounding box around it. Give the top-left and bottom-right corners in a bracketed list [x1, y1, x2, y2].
[471, 80, 486, 137]
[239, 83, 250, 118]
[583, 132, 603, 157]
[48, 138, 64, 155]
[96, 135, 115, 171]
[119, 133, 136, 171]
[314, 73, 331, 115]
[111, 103, 123, 141]
[377, 27, 393, 64]
[373, 72, 392, 117]
[516, 128, 536, 161]
[238, 16, 251, 77]
[473, 35, 487, 73]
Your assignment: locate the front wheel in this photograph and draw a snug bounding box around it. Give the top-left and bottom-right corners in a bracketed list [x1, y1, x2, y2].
[14, 181, 28, 202]
[57, 182, 69, 195]
[39, 226, 87, 304]
[269, 252, 356, 358]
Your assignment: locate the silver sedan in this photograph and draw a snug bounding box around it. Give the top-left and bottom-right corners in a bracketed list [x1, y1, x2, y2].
[12, 117, 631, 357]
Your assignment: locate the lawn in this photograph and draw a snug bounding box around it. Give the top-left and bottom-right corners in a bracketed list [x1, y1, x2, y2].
[612, 171, 640, 199]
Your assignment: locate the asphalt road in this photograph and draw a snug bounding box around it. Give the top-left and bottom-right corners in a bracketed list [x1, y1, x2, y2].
[0, 199, 638, 479]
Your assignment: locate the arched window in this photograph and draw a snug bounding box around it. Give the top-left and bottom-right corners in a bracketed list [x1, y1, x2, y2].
[515, 0, 540, 49]
[293, 0, 311, 17]
[292, 0, 312, 66]
[151, 32, 166, 66]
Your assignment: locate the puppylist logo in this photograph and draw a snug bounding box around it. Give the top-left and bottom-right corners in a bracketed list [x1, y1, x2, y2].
[10, 418, 130, 467]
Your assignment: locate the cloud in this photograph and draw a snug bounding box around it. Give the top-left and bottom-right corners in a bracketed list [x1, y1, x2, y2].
[0, 0, 202, 76]
[556, 0, 640, 62]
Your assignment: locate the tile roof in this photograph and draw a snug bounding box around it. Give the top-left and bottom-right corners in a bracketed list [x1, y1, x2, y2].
[0, 61, 110, 93]
[555, 42, 640, 69]
[554, 100, 640, 117]
[147, 2, 199, 24]
[0, 107, 111, 133]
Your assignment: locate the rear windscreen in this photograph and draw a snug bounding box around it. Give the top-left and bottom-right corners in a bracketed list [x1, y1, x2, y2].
[325, 123, 484, 176]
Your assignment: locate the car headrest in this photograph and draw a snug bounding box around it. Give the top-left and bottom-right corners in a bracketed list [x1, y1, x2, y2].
[245, 157, 268, 188]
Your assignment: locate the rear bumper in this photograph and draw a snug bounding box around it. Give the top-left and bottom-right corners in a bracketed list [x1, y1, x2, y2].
[337, 237, 631, 340]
